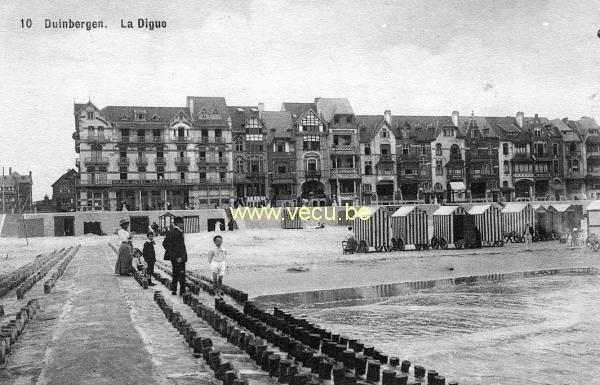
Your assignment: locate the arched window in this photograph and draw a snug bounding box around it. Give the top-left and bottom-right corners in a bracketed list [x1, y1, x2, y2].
[450, 144, 461, 159]
[434, 183, 443, 191]
[306, 158, 318, 171]
[380, 128, 388, 138]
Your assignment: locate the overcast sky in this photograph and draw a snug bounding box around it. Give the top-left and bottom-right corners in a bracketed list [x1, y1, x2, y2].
[1, 0, 600, 200]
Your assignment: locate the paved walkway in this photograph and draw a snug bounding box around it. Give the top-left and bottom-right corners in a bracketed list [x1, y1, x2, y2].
[0, 243, 210, 385]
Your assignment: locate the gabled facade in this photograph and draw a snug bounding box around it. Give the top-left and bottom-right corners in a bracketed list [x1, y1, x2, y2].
[317, 98, 361, 206]
[52, 169, 79, 212]
[229, 105, 267, 206]
[553, 118, 585, 199]
[263, 109, 297, 206]
[577, 116, 600, 199]
[430, 112, 465, 203]
[282, 102, 330, 206]
[357, 111, 397, 205]
[461, 114, 501, 202]
[393, 116, 440, 203]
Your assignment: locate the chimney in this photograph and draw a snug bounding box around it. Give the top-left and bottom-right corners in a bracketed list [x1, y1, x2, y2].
[452, 111, 459, 127]
[258, 102, 264, 119]
[384, 109, 392, 125]
[516, 111, 524, 129]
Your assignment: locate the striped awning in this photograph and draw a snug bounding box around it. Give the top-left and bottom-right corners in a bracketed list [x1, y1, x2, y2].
[449, 182, 466, 191]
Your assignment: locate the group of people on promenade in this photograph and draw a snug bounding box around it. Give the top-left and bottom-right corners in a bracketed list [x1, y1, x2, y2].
[114, 217, 228, 297]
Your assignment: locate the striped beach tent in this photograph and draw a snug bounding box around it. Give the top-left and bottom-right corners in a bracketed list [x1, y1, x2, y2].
[548, 204, 578, 234]
[390, 206, 429, 249]
[468, 204, 503, 246]
[532, 204, 553, 239]
[432, 205, 467, 246]
[501, 203, 535, 235]
[353, 206, 393, 252]
[281, 209, 303, 229]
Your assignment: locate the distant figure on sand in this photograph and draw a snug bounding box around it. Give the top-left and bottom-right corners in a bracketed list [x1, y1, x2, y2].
[523, 223, 533, 251]
[345, 226, 357, 250]
[208, 235, 227, 298]
[163, 216, 187, 296]
[115, 219, 133, 276]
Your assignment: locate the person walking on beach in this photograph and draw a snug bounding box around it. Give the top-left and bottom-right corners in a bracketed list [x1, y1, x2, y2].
[115, 219, 134, 276]
[163, 216, 187, 295]
[208, 235, 227, 298]
[142, 232, 157, 286]
[523, 223, 533, 251]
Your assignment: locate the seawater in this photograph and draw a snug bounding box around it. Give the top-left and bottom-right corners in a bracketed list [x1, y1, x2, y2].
[259, 271, 600, 385]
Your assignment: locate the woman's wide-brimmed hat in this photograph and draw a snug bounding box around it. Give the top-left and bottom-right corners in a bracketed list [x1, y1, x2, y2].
[119, 219, 129, 226]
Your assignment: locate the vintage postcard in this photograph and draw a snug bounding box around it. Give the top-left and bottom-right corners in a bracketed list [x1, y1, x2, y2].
[0, 1, 599, 384]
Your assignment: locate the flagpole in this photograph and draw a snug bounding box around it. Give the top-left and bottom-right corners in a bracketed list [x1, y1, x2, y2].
[1, 167, 5, 213]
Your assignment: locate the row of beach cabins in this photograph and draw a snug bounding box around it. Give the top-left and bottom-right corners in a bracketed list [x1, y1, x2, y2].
[346, 202, 585, 253]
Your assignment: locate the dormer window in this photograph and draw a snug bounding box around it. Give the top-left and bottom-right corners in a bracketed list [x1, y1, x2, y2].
[199, 108, 209, 119]
[119, 113, 129, 121]
[534, 129, 541, 137]
[381, 128, 389, 138]
[334, 117, 340, 124]
[444, 128, 452, 137]
[87, 111, 94, 120]
[346, 116, 352, 124]
[137, 113, 145, 120]
[151, 114, 160, 121]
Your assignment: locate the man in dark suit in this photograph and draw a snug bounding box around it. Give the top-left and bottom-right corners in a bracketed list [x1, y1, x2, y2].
[162, 216, 187, 295]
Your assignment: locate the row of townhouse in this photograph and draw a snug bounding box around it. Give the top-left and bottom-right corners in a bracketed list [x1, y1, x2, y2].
[72, 96, 600, 211]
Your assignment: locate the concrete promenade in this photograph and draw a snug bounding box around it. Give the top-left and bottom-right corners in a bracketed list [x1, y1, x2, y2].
[0, 243, 212, 385]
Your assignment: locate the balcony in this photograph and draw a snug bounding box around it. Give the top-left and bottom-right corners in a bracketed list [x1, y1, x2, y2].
[330, 145, 357, 154]
[246, 171, 267, 178]
[175, 136, 191, 143]
[330, 168, 360, 179]
[155, 157, 166, 164]
[566, 150, 581, 158]
[304, 170, 321, 179]
[565, 171, 584, 179]
[84, 157, 109, 165]
[271, 172, 295, 180]
[80, 175, 108, 185]
[513, 171, 534, 179]
[175, 157, 190, 165]
[376, 154, 396, 164]
[117, 135, 136, 143]
[83, 134, 108, 143]
[198, 178, 233, 185]
[197, 158, 227, 165]
[117, 157, 130, 165]
[135, 157, 148, 166]
[198, 136, 226, 144]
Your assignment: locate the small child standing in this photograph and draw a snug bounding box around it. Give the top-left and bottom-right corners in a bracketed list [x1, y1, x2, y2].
[142, 232, 157, 286]
[208, 235, 227, 298]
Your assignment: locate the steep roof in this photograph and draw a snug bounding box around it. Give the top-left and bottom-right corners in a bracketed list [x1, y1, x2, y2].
[228, 106, 260, 131]
[186, 96, 230, 125]
[392, 116, 449, 142]
[101, 106, 189, 124]
[51, 169, 79, 187]
[314, 98, 354, 122]
[281, 102, 315, 123]
[551, 119, 580, 142]
[577, 116, 600, 136]
[1, 171, 32, 187]
[262, 111, 294, 143]
[459, 115, 501, 138]
[357, 115, 387, 143]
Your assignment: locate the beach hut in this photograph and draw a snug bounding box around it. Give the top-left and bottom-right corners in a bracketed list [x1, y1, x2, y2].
[548, 204, 580, 235]
[390, 206, 429, 250]
[353, 206, 394, 252]
[432, 205, 471, 249]
[467, 204, 503, 247]
[500, 203, 535, 239]
[281, 209, 303, 229]
[532, 204, 555, 241]
[586, 200, 600, 240]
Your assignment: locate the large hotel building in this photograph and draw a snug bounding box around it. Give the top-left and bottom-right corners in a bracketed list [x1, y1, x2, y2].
[73, 96, 600, 211]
